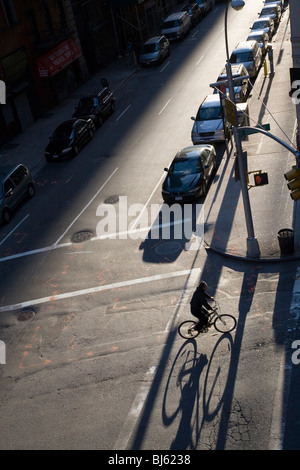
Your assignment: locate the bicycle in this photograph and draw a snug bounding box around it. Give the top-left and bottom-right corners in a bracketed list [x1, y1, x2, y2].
[178, 300, 236, 339]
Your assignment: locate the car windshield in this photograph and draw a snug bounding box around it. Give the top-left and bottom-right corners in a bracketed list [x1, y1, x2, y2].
[143, 43, 158, 53]
[230, 51, 252, 63]
[169, 157, 202, 175]
[52, 122, 74, 140]
[164, 19, 180, 28]
[197, 105, 221, 120]
[77, 97, 98, 110]
[261, 7, 276, 15]
[253, 20, 270, 29]
[248, 34, 263, 43]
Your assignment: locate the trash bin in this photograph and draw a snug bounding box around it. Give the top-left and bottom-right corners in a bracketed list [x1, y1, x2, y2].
[277, 228, 294, 255]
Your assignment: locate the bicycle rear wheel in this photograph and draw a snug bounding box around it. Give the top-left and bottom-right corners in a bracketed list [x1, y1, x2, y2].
[178, 321, 200, 339]
[214, 314, 236, 333]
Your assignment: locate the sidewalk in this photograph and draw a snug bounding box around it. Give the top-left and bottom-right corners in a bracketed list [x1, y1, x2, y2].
[204, 7, 300, 261]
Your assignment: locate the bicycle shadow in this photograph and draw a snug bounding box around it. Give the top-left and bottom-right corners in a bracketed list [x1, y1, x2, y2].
[162, 333, 235, 450]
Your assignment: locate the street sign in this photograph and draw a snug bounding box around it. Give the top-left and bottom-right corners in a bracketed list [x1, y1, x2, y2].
[224, 98, 237, 126]
[241, 124, 270, 137]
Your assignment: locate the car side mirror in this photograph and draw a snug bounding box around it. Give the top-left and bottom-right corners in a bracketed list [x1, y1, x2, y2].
[164, 168, 169, 172]
[191, 116, 196, 121]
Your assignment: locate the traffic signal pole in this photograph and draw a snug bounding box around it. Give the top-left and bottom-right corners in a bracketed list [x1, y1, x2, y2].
[224, 1, 261, 258]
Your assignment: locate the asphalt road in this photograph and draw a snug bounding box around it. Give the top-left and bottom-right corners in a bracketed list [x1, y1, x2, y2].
[0, 0, 298, 452]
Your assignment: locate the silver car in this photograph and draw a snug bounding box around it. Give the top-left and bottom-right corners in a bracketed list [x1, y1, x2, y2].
[0, 164, 35, 224]
[247, 30, 269, 56]
[139, 36, 170, 66]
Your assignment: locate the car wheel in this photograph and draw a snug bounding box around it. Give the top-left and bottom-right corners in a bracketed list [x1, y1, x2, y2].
[73, 146, 79, 157]
[97, 115, 103, 127]
[89, 129, 94, 140]
[27, 183, 35, 198]
[2, 208, 10, 224]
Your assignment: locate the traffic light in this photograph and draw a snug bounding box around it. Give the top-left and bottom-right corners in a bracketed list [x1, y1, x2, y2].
[284, 166, 300, 201]
[254, 172, 268, 186]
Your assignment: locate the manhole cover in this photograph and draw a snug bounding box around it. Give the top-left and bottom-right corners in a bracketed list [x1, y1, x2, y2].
[71, 230, 93, 243]
[18, 310, 35, 321]
[104, 195, 119, 204]
[155, 241, 182, 255]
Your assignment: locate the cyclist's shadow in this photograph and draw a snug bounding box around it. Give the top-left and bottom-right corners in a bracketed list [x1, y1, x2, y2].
[162, 339, 208, 450]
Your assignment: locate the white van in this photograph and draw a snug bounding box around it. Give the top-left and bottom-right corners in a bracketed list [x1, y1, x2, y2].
[161, 11, 191, 41]
[230, 40, 262, 78]
[191, 94, 231, 144]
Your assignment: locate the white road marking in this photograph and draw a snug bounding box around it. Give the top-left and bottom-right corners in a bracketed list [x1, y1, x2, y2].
[113, 267, 201, 450]
[53, 167, 118, 247]
[158, 99, 171, 115]
[0, 214, 30, 246]
[160, 61, 170, 72]
[116, 104, 132, 121]
[0, 268, 200, 312]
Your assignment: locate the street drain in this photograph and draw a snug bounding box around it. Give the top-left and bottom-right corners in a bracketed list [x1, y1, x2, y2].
[71, 230, 93, 243]
[104, 195, 119, 204]
[155, 241, 182, 255]
[18, 310, 35, 321]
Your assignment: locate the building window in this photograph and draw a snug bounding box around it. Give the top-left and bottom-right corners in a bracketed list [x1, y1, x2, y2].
[1, 0, 17, 26]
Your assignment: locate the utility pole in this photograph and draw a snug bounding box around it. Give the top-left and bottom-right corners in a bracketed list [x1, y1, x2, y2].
[289, 0, 300, 150]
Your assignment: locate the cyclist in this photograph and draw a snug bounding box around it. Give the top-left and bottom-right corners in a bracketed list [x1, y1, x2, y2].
[190, 281, 214, 332]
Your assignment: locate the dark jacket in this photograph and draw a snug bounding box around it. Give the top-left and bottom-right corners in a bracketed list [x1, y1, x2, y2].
[190, 286, 213, 314]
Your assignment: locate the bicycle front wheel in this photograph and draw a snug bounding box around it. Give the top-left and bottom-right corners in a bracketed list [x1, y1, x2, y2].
[214, 314, 236, 333]
[178, 321, 200, 339]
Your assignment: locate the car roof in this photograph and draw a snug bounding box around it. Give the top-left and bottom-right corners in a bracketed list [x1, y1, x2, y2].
[253, 17, 272, 23]
[177, 145, 209, 157]
[233, 40, 258, 52]
[247, 30, 268, 37]
[201, 94, 221, 106]
[144, 36, 163, 44]
[219, 63, 247, 77]
[164, 12, 187, 20]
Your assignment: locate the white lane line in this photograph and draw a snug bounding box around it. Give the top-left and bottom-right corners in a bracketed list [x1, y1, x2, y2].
[158, 99, 171, 115]
[53, 167, 118, 247]
[116, 104, 132, 121]
[0, 268, 199, 312]
[0, 168, 118, 262]
[0, 214, 30, 246]
[160, 61, 170, 72]
[130, 170, 169, 231]
[113, 267, 201, 450]
[195, 54, 204, 66]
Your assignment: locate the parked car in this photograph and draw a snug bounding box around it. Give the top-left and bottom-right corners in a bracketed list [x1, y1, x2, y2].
[181, 3, 202, 27]
[196, 0, 213, 16]
[191, 94, 231, 144]
[45, 119, 95, 162]
[264, 0, 283, 11]
[73, 85, 115, 127]
[214, 64, 249, 103]
[259, 3, 281, 26]
[161, 11, 191, 41]
[250, 17, 275, 40]
[247, 30, 270, 56]
[229, 40, 262, 78]
[139, 36, 170, 66]
[0, 164, 35, 224]
[162, 145, 216, 203]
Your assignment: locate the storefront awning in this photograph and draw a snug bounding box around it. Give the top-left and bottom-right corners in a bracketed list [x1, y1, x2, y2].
[37, 39, 82, 78]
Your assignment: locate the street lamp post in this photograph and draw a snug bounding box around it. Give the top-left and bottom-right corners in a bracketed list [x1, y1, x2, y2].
[225, 0, 261, 258]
